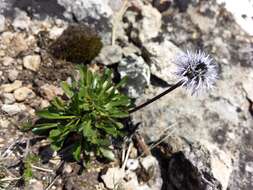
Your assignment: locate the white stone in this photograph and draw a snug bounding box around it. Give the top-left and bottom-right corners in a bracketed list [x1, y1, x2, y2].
[40, 99, 50, 109]
[7, 69, 19, 81]
[201, 141, 233, 190]
[28, 179, 44, 190]
[187, 5, 217, 33]
[138, 4, 161, 43]
[1, 103, 26, 115]
[217, 0, 253, 35]
[0, 14, 5, 32]
[14, 87, 35, 101]
[0, 80, 22, 93]
[143, 40, 183, 83]
[23, 55, 41, 72]
[101, 167, 125, 189]
[96, 44, 122, 65]
[12, 9, 31, 31]
[1, 93, 15, 104]
[118, 53, 150, 98]
[0, 118, 10, 128]
[2, 57, 15, 66]
[49, 26, 65, 40]
[58, 0, 113, 21]
[140, 155, 158, 171]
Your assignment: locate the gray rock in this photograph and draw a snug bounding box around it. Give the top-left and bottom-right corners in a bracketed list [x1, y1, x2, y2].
[1, 93, 15, 104]
[108, 0, 124, 12]
[118, 53, 150, 98]
[2, 57, 15, 66]
[138, 4, 161, 43]
[143, 40, 183, 84]
[96, 44, 122, 65]
[121, 155, 163, 190]
[132, 62, 253, 189]
[157, 136, 232, 190]
[58, 0, 113, 21]
[187, 5, 217, 34]
[1, 103, 26, 115]
[12, 9, 31, 31]
[27, 179, 44, 190]
[101, 167, 125, 189]
[7, 69, 19, 81]
[125, 4, 162, 44]
[58, 0, 113, 44]
[122, 44, 141, 57]
[0, 14, 5, 32]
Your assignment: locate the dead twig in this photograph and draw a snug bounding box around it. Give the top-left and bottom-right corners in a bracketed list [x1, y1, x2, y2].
[44, 175, 60, 190]
[31, 165, 54, 173]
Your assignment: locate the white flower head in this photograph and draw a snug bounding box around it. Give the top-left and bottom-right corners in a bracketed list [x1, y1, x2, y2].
[175, 50, 218, 94]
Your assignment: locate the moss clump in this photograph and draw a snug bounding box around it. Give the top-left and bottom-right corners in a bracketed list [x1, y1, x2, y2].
[49, 24, 103, 64]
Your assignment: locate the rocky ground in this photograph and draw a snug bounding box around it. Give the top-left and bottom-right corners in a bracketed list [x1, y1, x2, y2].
[0, 0, 253, 190]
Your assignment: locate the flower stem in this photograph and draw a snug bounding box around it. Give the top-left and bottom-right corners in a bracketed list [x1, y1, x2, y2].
[129, 80, 184, 114]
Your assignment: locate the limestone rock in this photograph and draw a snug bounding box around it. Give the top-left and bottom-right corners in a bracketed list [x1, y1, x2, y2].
[143, 40, 183, 84]
[2, 57, 15, 66]
[96, 44, 122, 65]
[14, 87, 35, 102]
[0, 118, 10, 128]
[101, 167, 125, 189]
[23, 55, 41, 72]
[28, 179, 44, 190]
[138, 4, 161, 43]
[0, 80, 22, 93]
[57, 0, 113, 44]
[118, 53, 150, 98]
[1, 93, 15, 104]
[58, 0, 113, 21]
[1, 103, 26, 115]
[187, 5, 217, 34]
[0, 14, 5, 32]
[159, 136, 232, 190]
[126, 4, 162, 43]
[7, 69, 19, 81]
[12, 9, 31, 31]
[40, 84, 63, 101]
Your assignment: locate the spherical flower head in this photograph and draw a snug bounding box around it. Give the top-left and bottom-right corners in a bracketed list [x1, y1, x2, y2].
[175, 50, 218, 95]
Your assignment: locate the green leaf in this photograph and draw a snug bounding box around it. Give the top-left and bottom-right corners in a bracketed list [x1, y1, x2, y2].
[61, 81, 74, 98]
[99, 148, 115, 161]
[115, 76, 127, 88]
[96, 123, 118, 137]
[82, 120, 99, 144]
[51, 97, 65, 111]
[86, 69, 93, 87]
[49, 129, 61, 139]
[50, 140, 64, 151]
[110, 111, 129, 118]
[37, 110, 77, 119]
[72, 143, 82, 161]
[32, 123, 59, 133]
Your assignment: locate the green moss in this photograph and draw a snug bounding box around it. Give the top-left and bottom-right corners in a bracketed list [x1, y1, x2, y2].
[23, 153, 40, 184]
[49, 24, 103, 64]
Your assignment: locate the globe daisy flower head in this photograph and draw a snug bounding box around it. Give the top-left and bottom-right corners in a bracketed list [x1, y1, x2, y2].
[175, 50, 218, 94]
